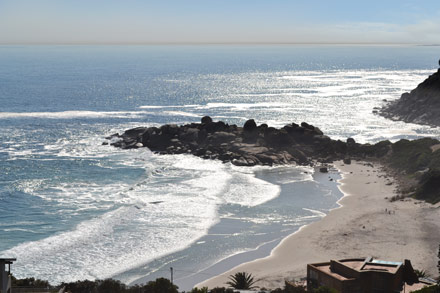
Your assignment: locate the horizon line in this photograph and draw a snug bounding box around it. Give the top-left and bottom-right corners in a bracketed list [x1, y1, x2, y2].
[1, 41, 439, 46]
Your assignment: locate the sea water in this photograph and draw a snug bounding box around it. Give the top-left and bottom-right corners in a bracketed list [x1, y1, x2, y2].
[1, 45, 440, 289]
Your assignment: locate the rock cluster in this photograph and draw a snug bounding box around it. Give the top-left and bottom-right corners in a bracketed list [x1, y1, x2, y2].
[107, 117, 440, 202]
[108, 117, 388, 167]
[380, 69, 440, 126]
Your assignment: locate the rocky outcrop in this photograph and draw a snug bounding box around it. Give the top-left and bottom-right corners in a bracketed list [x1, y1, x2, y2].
[108, 117, 391, 167]
[380, 69, 440, 126]
[107, 117, 440, 203]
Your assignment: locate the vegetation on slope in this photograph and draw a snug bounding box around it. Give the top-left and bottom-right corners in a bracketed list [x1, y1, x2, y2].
[383, 138, 440, 203]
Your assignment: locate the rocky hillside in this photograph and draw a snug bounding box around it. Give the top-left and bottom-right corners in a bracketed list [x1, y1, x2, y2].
[107, 117, 440, 203]
[380, 69, 440, 126]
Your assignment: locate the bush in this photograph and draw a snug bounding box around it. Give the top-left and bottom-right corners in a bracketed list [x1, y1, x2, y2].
[209, 287, 236, 293]
[12, 276, 51, 288]
[226, 272, 257, 290]
[190, 287, 208, 293]
[96, 278, 127, 293]
[142, 277, 178, 293]
[61, 279, 97, 293]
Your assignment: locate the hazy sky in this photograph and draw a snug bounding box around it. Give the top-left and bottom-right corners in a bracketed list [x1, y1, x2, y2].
[1, 0, 439, 44]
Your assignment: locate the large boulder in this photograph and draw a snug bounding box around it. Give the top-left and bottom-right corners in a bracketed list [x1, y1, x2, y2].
[179, 128, 199, 142]
[141, 127, 158, 145]
[160, 124, 179, 136]
[201, 116, 213, 124]
[287, 148, 309, 164]
[243, 119, 259, 143]
[208, 132, 237, 144]
[122, 127, 148, 139]
[143, 130, 174, 150]
[203, 121, 228, 133]
[265, 129, 292, 147]
[243, 119, 257, 132]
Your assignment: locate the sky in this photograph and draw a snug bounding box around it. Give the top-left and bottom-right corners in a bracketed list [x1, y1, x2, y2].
[0, 0, 439, 44]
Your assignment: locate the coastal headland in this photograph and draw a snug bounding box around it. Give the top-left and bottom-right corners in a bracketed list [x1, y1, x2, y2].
[109, 116, 440, 204]
[381, 68, 440, 127]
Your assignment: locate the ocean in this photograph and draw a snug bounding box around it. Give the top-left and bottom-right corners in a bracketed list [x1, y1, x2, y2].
[1, 45, 439, 290]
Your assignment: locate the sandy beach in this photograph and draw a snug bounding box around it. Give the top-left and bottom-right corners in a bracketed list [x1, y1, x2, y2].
[197, 161, 440, 289]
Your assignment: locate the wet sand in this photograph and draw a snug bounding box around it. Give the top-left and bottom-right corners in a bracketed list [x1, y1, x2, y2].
[197, 161, 440, 289]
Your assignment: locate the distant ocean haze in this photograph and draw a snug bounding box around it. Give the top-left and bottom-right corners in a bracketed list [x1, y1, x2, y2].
[0, 45, 439, 288]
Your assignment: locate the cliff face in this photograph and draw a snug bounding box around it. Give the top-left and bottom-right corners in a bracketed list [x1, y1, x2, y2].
[381, 69, 440, 126]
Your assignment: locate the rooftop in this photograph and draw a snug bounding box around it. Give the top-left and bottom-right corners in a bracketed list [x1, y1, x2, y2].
[310, 257, 403, 275]
[0, 258, 16, 265]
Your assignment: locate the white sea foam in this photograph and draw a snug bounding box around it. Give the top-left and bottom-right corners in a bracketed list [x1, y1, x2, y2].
[139, 105, 199, 109]
[6, 142, 285, 283]
[221, 172, 280, 207]
[162, 111, 201, 118]
[302, 208, 327, 218]
[197, 102, 291, 110]
[0, 110, 154, 120]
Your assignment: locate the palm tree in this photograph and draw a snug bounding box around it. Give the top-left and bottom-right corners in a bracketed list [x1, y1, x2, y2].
[226, 272, 257, 290]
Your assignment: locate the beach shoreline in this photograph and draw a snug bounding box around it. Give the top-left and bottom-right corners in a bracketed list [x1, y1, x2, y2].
[127, 165, 343, 291]
[196, 160, 440, 289]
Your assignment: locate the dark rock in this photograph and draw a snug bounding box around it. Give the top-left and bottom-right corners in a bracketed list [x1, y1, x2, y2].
[238, 146, 269, 155]
[343, 157, 352, 164]
[265, 129, 292, 147]
[380, 69, 440, 126]
[319, 167, 328, 173]
[203, 121, 227, 133]
[123, 127, 148, 138]
[347, 137, 356, 145]
[209, 132, 236, 144]
[179, 128, 199, 142]
[141, 127, 158, 146]
[243, 119, 257, 132]
[287, 148, 309, 164]
[313, 127, 324, 136]
[201, 116, 213, 124]
[145, 131, 173, 150]
[301, 122, 314, 130]
[218, 152, 235, 162]
[232, 157, 257, 167]
[160, 124, 179, 135]
[198, 129, 208, 142]
[259, 123, 268, 130]
[105, 133, 119, 139]
[255, 153, 276, 166]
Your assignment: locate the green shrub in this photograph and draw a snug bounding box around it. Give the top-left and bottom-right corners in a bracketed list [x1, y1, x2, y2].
[226, 272, 257, 290]
[11, 276, 51, 288]
[142, 277, 178, 293]
[415, 168, 440, 203]
[190, 287, 208, 293]
[209, 287, 236, 293]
